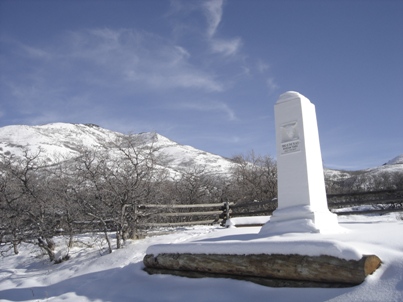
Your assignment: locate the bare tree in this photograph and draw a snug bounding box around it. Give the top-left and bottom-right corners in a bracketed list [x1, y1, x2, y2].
[46, 160, 87, 249]
[230, 151, 277, 203]
[69, 133, 167, 252]
[106, 133, 167, 245]
[0, 149, 61, 261]
[0, 153, 26, 254]
[71, 147, 115, 253]
[172, 166, 215, 204]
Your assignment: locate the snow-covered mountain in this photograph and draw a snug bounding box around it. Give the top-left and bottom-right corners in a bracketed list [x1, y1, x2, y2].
[326, 153, 403, 177]
[1, 122, 402, 181]
[324, 152, 403, 189]
[386, 154, 403, 165]
[0, 123, 237, 177]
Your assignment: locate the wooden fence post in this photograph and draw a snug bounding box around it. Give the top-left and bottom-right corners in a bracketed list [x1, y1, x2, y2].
[220, 199, 231, 227]
[225, 201, 230, 221]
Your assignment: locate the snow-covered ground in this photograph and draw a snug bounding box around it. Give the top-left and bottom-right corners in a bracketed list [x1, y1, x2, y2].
[1, 214, 403, 302]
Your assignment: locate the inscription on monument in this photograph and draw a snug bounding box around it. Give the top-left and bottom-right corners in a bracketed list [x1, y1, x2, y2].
[281, 140, 300, 154]
[281, 121, 300, 154]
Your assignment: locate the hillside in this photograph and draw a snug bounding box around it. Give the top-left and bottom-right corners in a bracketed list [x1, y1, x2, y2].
[0, 123, 237, 177]
[324, 154, 403, 189]
[1, 123, 402, 185]
[386, 154, 403, 165]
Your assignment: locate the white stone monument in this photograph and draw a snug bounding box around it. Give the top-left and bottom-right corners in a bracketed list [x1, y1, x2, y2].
[260, 91, 340, 236]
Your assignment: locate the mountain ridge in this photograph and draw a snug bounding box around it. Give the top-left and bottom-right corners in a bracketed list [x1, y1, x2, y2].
[0, 123, 237, 176]
[1, 123, 402, 179]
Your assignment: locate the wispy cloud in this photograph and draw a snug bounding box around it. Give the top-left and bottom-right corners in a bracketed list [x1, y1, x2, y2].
[1, 27, 224, 104]
[176, 100, 237, 121]
[64, 28, 224, 92]
[1, 27, 225, 127]
[257, 60, 270, 73]
[203, 0, 224, 38]
[252, 59, 278, 94]
[200, 0, 242, 57]
[20, 44, 52, 60]
[210, 37, 242, 57]
[266, 77, 279, 93]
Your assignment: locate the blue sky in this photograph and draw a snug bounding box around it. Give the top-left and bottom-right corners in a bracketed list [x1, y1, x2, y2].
[0, 0, 402, 170]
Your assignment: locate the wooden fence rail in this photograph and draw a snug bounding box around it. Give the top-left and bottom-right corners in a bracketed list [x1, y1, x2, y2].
[139, 189, 403, 229]
[67, 189, 402, 230]
[327, 188, 403, 198]
[138, 203, 234, 209]
[137, 201, 233, 228]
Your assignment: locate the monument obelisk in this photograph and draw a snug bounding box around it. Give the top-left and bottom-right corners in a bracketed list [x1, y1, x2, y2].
[143, 91, 382, 284]
[260, 91, 340, 235]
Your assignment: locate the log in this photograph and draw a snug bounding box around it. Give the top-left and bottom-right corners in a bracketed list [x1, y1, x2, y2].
[143, 253, 381, 287]
[144, 267, 353, 288]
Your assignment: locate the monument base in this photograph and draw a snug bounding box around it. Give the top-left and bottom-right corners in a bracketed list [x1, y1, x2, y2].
[259, 205, 342, 236]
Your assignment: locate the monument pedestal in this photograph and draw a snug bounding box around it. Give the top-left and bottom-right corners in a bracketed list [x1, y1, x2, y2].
[260, 91, 340, 236]
[260, 205, 340, 236]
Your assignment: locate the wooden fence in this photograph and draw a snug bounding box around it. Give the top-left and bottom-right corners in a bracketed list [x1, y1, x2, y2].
[2, 190, 401, 242]
[327, 188, 403, 216]
[138, 189, 403, 229]
[137, 202, 234, 227]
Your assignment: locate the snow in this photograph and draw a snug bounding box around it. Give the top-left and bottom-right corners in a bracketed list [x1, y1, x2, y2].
[276, 91, 308, 104]
[1, 214, 403, 302]
[1, 123, 401, 182]
[0, 123, 117, 162]
[0, 123, 237, 176]
[386, 154, 403, 165]
[147, 234, 362, 261]
[259, 206, 342, 236]
[225, 215, 270, 227]
[324, 168, 351, 180]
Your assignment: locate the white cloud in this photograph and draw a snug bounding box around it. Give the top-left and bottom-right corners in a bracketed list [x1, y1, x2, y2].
[203, 0, 224, 38]
[257, 60, 270, 73]
[81, 28, 223, 91]
[176, 100, 237, 121]
[168, 0, 241, 58]
[8, 28, 224, 93]
[202, 0, 242, 57]
[211, 37, 242, 57]
[21, 44, 52, 59]
[266, 77, 279, 93]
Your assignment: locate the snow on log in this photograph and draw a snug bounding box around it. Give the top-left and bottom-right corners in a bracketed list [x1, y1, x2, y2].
[143, 253, 381, 287]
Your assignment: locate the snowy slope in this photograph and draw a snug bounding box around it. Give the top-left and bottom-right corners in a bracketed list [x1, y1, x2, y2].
[0, 123, 118, 162]
[1, 123, 401, 179]
[0, 214, 402, 302]
[386, 154, 403, 165]
[324, 153, 403, 185]
[0, 123, 237, 176]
